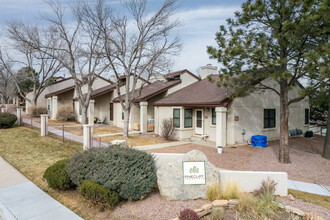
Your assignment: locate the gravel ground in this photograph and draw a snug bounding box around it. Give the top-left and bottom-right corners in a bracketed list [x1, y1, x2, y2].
[147, 135, 330, 186]
[278, 197, 330, 220]
[110, 191, 208, 220]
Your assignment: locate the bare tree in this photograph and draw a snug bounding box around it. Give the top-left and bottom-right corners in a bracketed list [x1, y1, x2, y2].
[0, 45, 62, 106]
[97, 0, 181, 138]
[4, 0, 110, 124]
[0, 65, 17, 104]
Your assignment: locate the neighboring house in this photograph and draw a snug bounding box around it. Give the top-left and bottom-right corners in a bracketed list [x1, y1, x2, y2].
[154, 65, 309, 148]
[84, 70, 199, 131]
[26, 77, 75, 116]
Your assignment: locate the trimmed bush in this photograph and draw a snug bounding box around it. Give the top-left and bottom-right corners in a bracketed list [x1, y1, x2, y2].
[28, 105, 48, 117]
[0, 113, 17, 128]
[79, 180, 120, 209]
[179, 209, 199, 220]
[67, 145, 156, 200]
[43, 159, 75, 190]
[56, 105, 75, 121]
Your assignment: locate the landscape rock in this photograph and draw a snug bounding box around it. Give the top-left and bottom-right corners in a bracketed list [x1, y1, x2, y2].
[287, 194, 295, 201]
[197, 209, 212, 218]
[157, 150, 220, 200]
[228, 199, 240, 205]
[285, 206, 305, 216]
[212, 200, 228, 207]
[194, 208, 203, 213]
[201, 203, 213, 211]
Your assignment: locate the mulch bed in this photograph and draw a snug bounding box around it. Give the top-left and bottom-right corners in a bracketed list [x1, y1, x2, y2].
[147, 135, 330, 186]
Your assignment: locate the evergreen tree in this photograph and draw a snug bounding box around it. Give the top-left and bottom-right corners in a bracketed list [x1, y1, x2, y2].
[207, 0, 328, 163]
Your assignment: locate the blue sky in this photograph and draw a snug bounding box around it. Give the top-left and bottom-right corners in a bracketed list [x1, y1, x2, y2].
[0, 0, 245, 74]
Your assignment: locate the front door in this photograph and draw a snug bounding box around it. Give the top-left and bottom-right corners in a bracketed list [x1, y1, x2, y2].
[109, 103, 114, 121]
[195, 109, 203, 134]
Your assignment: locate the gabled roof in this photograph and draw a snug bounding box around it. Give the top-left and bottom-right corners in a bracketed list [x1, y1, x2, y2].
[45, 85, 75, 98]
[165, 69, 200, 81]
[154, 75, 232, 107]
[113, 80, 181, 103]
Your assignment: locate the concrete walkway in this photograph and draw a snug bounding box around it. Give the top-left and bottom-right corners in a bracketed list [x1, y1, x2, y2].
[0, 157, 83, 220]
[288, 180, 330, 197]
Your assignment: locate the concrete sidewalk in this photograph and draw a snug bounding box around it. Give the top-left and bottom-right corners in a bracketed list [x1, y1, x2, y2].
[0, 157, 82, 220]
[288, 180, 330, 197]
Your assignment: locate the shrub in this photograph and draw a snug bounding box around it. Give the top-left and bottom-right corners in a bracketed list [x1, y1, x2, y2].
[43, 159, 75, 190]
[79, 180, 120, 209]
[56, 105, 75, 121]
[28, 105, 48, 117]
[219, 180, 241, 200]
[67, 145, 156, 200]
[238, 194, 282, 220]
[161, 118, 176, 140]
[254, 177, 277, 198]
[0, 113, 17, 128]
[206, 182, 221, 201]
[179, 209, 199, 220]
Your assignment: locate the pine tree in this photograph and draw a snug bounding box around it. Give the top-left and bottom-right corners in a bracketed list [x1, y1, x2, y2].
[207, 0, 328, 163]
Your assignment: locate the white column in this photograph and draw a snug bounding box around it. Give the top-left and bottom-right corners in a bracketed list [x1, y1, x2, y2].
[216, 107, 227, 148]
[51, 96, 58, 120]
[140, 101, 148, 134]
[88, 99, 95, 126]
[1, 108, 5, 113]
[83, 124, 93, 150]
[40, 114, 49, 136]
[16, 108, 23, 126]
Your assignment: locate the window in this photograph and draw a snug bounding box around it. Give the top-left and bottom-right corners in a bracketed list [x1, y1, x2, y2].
[305, 109, 309, 125]
[184, 109, 193, 128]
[212, 108, 216, 125]
[79, 105, 82, 116]
[264, 109, 276, 128]
[173, 109, 180, 128]
[122, 111, 124, 120]
[47, 99, 51, 111]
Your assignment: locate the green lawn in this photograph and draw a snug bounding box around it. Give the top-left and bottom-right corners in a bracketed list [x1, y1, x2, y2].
[288, 189, 330, 210]
[0, 127, 115, 220]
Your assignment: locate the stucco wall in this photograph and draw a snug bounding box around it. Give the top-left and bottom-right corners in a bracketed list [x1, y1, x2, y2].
[25, 78, 75, 113]
[167, 72, 199, 95]
[94, 93, 112, 124]
[227, 78, 309, 146]
[113, 102, 140, 130]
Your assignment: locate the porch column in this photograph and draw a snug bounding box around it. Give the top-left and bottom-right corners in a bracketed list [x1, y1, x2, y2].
[88, 99, 95, 126]
[51, 96, 58, 120]
[16, 108, 23, 126]
[216, 107, 227, 148]
[83, 124, 93, 150]
[40, 114, 49, 136]
[140, 101, 148, 134]
[1, 108, 5, 113]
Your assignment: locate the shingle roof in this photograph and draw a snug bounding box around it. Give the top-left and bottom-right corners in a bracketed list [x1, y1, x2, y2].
[113, 80, 181, 103]
[154, 75, 232, 107]
[90, 84, 117, 99]
[44, 85, 75, 98]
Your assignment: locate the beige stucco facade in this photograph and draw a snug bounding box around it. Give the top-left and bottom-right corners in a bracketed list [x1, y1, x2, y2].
[154, 78, 309, 147]
[25, 78, 75, 114]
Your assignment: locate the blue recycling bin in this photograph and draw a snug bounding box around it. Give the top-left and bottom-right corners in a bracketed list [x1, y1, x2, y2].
[251, 135, 267, 147]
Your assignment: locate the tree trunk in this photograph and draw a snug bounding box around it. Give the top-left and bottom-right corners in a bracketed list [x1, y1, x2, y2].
[123, 107, 131, 139]
[3, 97, 8, 104]
[81, 106, 88, 125]
[322, 95, 330, 159]
[279, 79, 291, 164]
